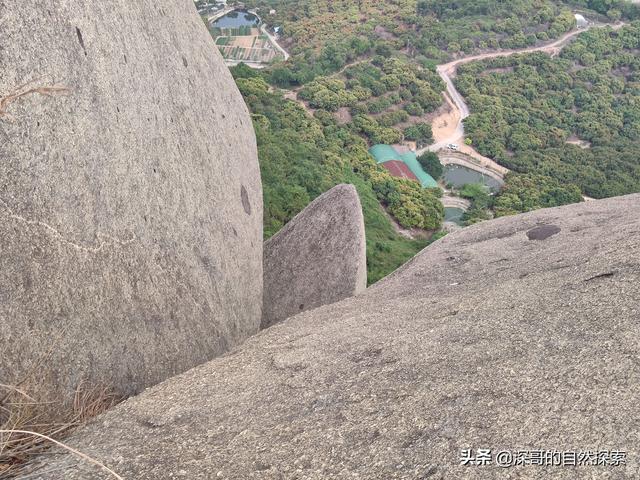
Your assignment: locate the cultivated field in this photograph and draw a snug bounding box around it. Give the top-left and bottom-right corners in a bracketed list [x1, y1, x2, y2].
[216, 28, 283, 63]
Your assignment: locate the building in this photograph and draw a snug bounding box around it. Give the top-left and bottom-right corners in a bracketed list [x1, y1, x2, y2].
[368, 144, 438, 189]
[575, 14, 589, 28]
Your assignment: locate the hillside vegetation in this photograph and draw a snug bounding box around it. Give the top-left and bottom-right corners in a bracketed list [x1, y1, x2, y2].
[223, 0, 640, 280]
[297, 57, 443, 146]
[457, 22, 640, 202]
[231, 65, 443, 283]
[243, 0, 580, 81]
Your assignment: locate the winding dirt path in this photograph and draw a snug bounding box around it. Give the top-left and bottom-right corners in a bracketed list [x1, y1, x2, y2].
[420, 20, 625, 166]
[276, 16, 624, 198]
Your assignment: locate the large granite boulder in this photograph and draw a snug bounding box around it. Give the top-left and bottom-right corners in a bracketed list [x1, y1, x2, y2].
[262, 184, 367, 328]
[34, 194, 640, 478]
[0, 1, 262, 408]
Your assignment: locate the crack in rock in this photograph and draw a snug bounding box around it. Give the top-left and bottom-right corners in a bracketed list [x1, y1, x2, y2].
[0, 80, 70, 120]
[0, 198, 136, 253]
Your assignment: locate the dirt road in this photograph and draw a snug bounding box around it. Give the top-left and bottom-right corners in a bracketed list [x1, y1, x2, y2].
[260, 24, 289, 61]
[420, 21, 625, 163]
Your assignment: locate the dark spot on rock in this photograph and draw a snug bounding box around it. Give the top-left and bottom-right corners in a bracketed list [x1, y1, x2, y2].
[124, 54, 127, 64]
[527, 224, 561, 241]
[75, 27, 87, 56]
[222, 113, 226, 119]
[254, 461, 271, 471]
[365, 347, 383, 358]
[241, 185, 251, 215]
[182, 56, 188, 67]
[489, 258, 510, 264]
[422, 465, 438, 478]
[22, 273, 32, 292]
[116, 106, 120, 113]
[200, 256, 218, 279]
[299, 304, 304, 310]
[585, 272, 616, 282]
[153, 168, 157, 173]
[446, 256, 456, 261]
[232, 227, 238, 237]
[138, 418, 160, 429]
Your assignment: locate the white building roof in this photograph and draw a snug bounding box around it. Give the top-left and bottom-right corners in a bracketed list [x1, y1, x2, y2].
[575, 14, 588, 28]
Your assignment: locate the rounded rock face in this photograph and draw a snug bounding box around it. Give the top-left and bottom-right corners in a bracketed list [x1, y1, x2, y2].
[29, 194, 640, 480]
[0, 1, 262, 404]
[262, 184, 367, 328]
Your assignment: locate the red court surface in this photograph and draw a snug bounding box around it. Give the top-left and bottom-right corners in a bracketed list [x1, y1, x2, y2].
[382, 160, 419, 182]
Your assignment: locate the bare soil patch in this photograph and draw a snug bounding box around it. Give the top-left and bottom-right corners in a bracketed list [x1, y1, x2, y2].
[430, 92, 460, 144]
[374, 25, 395, 40]
[566, 135, 592, 149]
[335, 107, 352, 124]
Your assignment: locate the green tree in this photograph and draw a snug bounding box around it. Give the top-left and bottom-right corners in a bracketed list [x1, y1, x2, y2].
[417, 152, 443, 179]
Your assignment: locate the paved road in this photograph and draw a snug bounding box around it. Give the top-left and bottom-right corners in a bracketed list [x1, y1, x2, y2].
[260, 24, 289, 61]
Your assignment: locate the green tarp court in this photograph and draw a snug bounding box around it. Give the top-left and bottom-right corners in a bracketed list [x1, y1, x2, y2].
[369, 144, 438, 189]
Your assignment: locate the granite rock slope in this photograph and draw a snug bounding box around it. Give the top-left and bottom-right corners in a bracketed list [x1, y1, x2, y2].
[34, 194, 640, 479]
[262, 184, 367, 329]
[0, 0, 262, 406]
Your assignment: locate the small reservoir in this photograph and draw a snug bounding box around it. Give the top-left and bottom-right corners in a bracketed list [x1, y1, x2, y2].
[212, 10, 260, 29]
[444, 164, 503, 192]
[444, 207, 465, 225]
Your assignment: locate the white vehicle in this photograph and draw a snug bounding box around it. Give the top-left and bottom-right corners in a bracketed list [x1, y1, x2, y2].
[447, 143, 459, 151]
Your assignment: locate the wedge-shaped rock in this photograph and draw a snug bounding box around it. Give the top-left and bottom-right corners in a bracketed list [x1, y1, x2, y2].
[34, 194, 640, 479]
[0, 1, 262, 409]
[262, 184, 367, 328]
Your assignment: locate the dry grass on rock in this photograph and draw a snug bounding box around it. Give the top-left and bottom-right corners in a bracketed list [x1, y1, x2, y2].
[0, 381, 121, 478]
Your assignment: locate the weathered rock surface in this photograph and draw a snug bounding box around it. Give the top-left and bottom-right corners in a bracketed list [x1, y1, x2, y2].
[34, 194, 640, 479]
[0, 1, 262, 406]
[262, 184, 367, 328]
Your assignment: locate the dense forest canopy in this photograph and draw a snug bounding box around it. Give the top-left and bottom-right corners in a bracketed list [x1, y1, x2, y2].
[237, 0, 574, 85]
[457, 22, 640, 199]
[238, 0, 638, 85]
[220, 0, 640, 282]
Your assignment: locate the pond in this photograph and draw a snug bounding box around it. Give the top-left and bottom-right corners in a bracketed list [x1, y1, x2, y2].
[443, 164, 503, 192]
[212, 10, 260, 29]
[444, 207, 465, 225]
